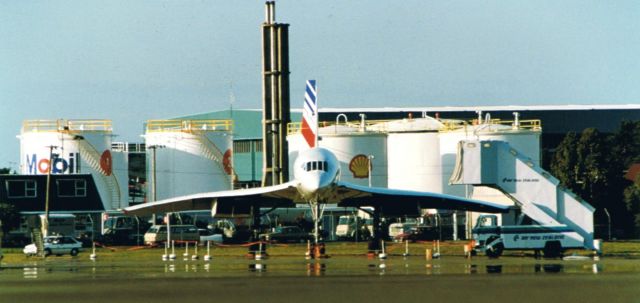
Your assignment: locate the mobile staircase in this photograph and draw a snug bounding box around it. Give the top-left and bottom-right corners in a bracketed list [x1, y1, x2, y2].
[450, 140, 596, 256]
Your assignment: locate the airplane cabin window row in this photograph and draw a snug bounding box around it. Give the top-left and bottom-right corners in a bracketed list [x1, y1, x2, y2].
[303, 161, 328, 172]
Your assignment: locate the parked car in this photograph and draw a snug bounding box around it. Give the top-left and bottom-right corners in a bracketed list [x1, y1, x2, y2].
[23, 236, 83, 257]
[394, 225, 439, 242]
[259, 226, 312, 243]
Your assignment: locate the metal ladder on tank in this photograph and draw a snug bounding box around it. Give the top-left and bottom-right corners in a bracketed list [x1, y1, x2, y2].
[192, 132, 237, 187]
[76, 140, 121, 209]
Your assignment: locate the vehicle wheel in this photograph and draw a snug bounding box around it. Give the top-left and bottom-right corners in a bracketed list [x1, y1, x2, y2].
[486, 242, 504, 258]
[44, 248, 52, 257]
[362, 230, 371, 241]
[543, 241, 562, 258]
[70, 248, 79, 256]
[485, 237, 503, 258]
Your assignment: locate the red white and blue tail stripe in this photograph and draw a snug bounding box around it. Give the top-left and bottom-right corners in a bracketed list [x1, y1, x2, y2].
[302, 80, 318, 148]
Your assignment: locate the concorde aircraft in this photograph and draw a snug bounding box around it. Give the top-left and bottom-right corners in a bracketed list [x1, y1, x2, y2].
[125, 80, 508, 245]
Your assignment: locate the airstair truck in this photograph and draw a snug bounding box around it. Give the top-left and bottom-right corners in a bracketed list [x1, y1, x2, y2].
[471, 210, 586, 258]
[450, 140, 597, 258]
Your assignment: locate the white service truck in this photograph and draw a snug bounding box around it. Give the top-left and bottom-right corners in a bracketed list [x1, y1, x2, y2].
[335, 215, 371, 241]
[472, 213, 585, 258]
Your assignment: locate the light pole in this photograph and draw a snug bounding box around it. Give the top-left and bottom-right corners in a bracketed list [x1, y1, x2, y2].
[604, 208, 611, 241]
[148, 145, 165, 225]
[43, 145, 58, 237]
[148, 145, 166, 203]
[368, 155, 375, 187]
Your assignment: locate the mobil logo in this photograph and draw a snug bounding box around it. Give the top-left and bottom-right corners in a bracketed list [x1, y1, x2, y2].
[26, 153, 80, 175]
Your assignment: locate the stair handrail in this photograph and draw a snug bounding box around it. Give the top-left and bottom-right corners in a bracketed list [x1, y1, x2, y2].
[192, 131, 237, 187]
[76, 140, 121, 209]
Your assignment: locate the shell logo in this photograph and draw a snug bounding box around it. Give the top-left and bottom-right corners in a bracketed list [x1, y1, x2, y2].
[223, 149, 233, 175]
[100, 150, 112, 176]
[349, 154, 370, 179]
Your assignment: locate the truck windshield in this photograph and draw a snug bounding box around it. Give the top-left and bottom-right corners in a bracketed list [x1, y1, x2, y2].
[338, 217, 353, 224]
[476, 216, 496, 227]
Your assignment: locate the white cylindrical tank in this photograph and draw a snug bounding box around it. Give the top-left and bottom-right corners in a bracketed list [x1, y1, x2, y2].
[384, 117, 444, 192]
[19, 119, 124, 210]
[288, 123, 387, 187]
[145, 120, 234, 201]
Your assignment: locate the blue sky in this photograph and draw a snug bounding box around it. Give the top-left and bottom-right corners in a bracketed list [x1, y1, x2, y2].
[1, 1, 639, 170]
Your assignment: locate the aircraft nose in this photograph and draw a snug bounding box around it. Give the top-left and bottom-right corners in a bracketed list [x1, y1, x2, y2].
[301, 176, 322, 193]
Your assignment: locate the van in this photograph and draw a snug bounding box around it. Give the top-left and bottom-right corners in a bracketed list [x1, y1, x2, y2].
[144, 225, 199, 245]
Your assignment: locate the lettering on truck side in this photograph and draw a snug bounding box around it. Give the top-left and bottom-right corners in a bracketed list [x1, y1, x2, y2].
[515, 234, 564, 241]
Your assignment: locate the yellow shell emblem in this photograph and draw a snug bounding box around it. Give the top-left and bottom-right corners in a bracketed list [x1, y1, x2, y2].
[349, 154, 370, 178]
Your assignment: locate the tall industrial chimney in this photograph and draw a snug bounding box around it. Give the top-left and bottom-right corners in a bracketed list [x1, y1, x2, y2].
[261, 1, 290, 186]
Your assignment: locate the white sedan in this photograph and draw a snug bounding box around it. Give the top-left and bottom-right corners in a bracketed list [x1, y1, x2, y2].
[24, 236, 83, 257]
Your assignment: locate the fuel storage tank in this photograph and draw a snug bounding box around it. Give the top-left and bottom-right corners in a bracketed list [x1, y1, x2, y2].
[144, 119, 234, 201]
[19, 119, 126, 210]
[378, 117, 444, 193]
[288, 118, 387, 187]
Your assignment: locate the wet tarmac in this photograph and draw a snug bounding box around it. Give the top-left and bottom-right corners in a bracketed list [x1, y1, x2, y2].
[2, 256, 640, 303]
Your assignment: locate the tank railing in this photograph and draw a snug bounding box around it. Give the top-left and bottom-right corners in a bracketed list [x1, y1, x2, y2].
[146, 119, 233, 133]
[111, 142, 127, 152]
[110, 142, 146, 153]
[440, 119, 541, 132]
[287, 119, 391, 135]
[288, 118, 541, 135]
[22, 119, 113, 133]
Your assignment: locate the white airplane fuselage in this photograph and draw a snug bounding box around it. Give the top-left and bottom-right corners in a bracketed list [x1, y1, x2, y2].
[292, 147, 340, 202]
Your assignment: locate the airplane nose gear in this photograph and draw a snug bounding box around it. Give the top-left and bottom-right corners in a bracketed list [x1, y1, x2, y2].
[308, 200, 328, 259]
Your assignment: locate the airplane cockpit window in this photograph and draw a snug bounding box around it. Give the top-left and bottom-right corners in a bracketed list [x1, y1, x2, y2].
[302, 161, 329, 172]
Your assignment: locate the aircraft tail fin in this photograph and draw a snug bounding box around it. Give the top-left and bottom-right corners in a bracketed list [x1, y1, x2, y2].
[301, 80, 318, 148]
